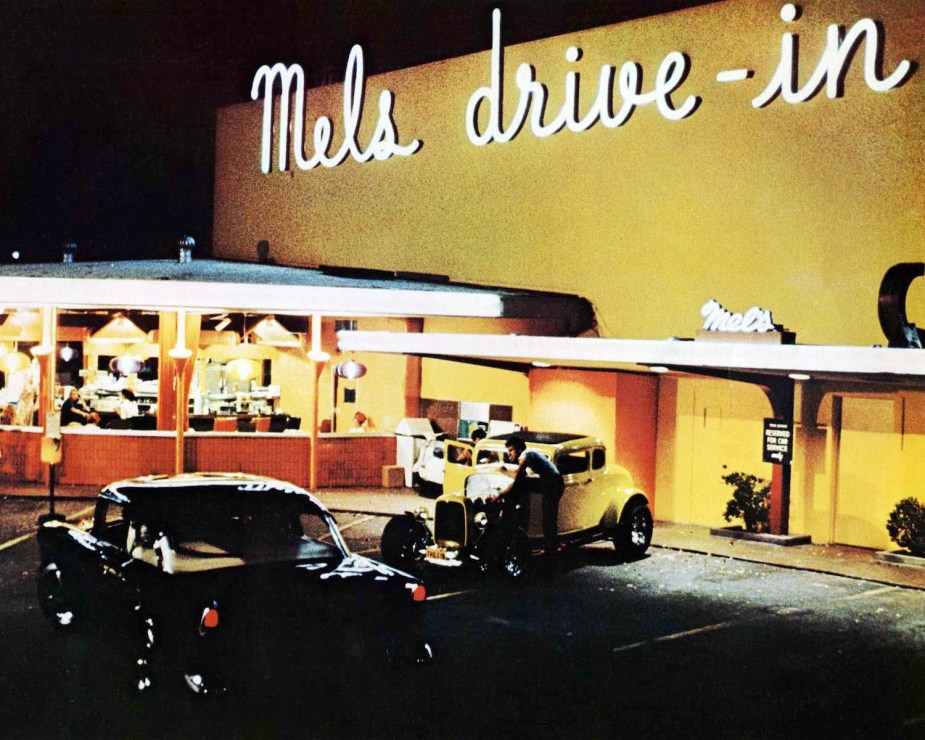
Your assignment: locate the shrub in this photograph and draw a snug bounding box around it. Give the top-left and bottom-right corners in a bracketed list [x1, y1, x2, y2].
[886, 498, 925, 556]
[721, 470, 770, 533]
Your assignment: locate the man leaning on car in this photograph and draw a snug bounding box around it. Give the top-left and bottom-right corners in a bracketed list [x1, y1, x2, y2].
[493, 435, 564, 558]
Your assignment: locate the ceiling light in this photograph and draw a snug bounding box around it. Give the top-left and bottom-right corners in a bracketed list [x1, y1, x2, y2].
[225, 358, 260, 382]
[59, 344, 78, 362]
[89, 314, 147, 344]
[248, 315, 301, 347]
[0, 351, 31, 373]
[0, 311, 41, 341]
[335, 360, 367, 379]
[650, 366, 670, 373]
[788, 373, 811, 381]
[109, 355, 144, 377]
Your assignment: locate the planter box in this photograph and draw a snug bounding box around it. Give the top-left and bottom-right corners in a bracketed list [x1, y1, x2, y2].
[874, 550, 925, 569]
[710, 526, 811, 547]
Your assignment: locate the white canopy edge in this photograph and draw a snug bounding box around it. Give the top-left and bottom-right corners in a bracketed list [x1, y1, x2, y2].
[0, 277, 504, 318]
[337, 330, 925, 382]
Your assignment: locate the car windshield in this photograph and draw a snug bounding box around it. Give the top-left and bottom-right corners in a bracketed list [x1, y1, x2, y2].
[128, 492, 346, 572]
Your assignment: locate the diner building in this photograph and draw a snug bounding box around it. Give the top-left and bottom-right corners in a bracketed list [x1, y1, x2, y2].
[1, 0, 923, 552]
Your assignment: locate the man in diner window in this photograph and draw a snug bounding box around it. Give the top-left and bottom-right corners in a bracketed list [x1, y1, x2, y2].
[61, 387, 99, 426]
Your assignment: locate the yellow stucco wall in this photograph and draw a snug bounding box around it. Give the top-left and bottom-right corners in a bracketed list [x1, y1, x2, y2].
[214, 0, 925, 346]
[211, 0, 925, 548]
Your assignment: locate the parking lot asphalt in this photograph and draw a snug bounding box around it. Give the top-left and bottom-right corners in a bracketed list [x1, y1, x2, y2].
[5, 482, 925, 591]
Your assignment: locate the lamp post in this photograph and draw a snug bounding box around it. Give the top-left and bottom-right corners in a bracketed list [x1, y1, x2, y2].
[170, 310, 193, 475]
[31, 307, 62, 523]
[307, 314, 329, 490]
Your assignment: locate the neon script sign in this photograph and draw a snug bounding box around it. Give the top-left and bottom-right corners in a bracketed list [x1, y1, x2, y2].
[700, 299, 778, 334]
[251, 3, 913, 173]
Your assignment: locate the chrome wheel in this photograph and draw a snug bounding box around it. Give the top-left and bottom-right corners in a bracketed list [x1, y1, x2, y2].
[381, 517, 433, 569]
[37, 564, 77, 629]
[501, 533, 529, 579]
[616, 503, 653, 558]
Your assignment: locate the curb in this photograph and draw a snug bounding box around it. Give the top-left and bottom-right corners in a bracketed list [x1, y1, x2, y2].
[653, 542, 925, 592]
[709, 527, 812, 547]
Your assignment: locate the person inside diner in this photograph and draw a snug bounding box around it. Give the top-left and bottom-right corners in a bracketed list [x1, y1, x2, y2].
[118, 388, 140, 420]
[349, 411, 368, 433]
[61, 387, 100, 426]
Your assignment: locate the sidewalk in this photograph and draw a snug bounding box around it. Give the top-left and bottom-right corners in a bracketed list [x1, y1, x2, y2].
[7, 483, 925, 590]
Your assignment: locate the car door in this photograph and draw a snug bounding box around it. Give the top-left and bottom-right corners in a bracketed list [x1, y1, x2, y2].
[443, 440, 475, 494]
[55, 500, 133, 617]
[554, 449, 595, 535]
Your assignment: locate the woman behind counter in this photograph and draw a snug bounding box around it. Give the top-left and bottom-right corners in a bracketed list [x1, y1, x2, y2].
[61, 388, 100, 426]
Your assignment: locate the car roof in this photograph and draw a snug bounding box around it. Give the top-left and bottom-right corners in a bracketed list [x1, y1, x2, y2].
[480, 432, 599, 449]
[100, 472, 326, 511]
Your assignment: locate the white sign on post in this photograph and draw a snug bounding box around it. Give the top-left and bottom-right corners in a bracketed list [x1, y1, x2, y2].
[45, 411, 61, 441]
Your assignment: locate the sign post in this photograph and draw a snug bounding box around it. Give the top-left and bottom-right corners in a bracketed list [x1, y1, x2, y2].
[38, 412, 63, 524]
[763, 418, 793, 535]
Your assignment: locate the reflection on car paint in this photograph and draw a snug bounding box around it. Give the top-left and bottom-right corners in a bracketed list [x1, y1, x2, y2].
[321, 554, 396, 580]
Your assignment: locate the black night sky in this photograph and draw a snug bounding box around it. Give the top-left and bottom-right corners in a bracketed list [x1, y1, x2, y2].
[0, 1, 714, 264]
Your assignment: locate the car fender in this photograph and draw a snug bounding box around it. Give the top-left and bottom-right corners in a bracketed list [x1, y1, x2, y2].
[596, 466, 649, 531]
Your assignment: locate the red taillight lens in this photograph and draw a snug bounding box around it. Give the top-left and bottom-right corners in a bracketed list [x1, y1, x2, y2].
[411, 584, 426, 602]
[199, 607, 220, 633]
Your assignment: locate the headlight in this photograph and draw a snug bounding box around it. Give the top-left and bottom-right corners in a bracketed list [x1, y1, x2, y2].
[474, 512, 488, 529]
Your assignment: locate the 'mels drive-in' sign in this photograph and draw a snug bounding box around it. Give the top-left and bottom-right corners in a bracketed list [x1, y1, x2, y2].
[250, 2, 914, 174]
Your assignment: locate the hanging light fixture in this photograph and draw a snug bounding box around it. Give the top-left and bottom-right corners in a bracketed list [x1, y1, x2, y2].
[248, 315, 301, 347]
[335, 359, 367, 379]
[0, 310, 41, 341]
[59, 344, 77, 362]
[89, 313, 147, 345]
[225, 358, 260, 382]
[109, 354, 145, 377]
[0, 351, 31, 374]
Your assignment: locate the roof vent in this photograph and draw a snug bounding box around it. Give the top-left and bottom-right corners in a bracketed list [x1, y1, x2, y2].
[256, 239, 274, 264]
[62, 241, 77, 263]
[177, 236, 195, 263]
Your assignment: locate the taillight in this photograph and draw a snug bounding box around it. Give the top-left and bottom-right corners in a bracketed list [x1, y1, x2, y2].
[404, 582, 427, 602]
[199, 606, 220, 635]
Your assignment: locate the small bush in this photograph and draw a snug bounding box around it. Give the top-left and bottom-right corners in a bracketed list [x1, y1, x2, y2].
[721, 470, 770, 533]
[886, 498, 925, 556]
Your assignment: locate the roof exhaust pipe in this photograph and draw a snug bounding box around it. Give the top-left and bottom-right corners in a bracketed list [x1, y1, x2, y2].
[178, 235, 195, 264]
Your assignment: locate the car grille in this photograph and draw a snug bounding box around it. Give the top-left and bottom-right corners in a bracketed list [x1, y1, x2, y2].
[435, 499, 467, 547]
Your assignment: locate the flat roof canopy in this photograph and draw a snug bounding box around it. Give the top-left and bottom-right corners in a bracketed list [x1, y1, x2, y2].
[337, 330, 925, 388]
[0, 259, 592, 328]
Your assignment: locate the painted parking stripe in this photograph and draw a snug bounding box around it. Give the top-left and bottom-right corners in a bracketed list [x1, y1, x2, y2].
[0, 504, 96, 553]
[835, 585, 898, 602]
[335, 514, 375, 534]
[0, 531, 36, 554]
[427, 589, 475, 602]
[612, 620, 733, 654]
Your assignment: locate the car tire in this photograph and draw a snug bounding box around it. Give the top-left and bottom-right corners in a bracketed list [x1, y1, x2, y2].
[500, 531, 530, 580]
[380, 517, 434, 570]
[615, 503, 653, 559]
[37, 563, 79, 629]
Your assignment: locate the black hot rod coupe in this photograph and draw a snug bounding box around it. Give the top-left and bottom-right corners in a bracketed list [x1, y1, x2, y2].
[37, 473, 432, 695]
